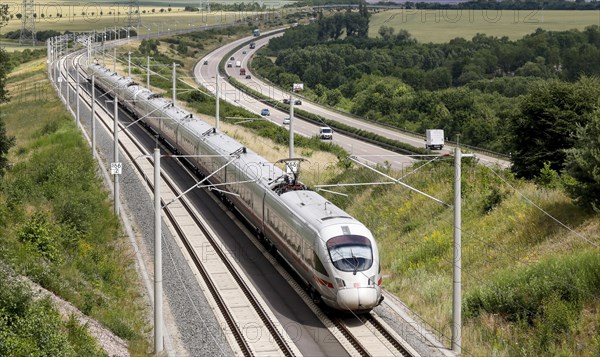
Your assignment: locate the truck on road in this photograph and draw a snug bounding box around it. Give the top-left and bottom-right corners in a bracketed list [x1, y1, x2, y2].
[235, 61, 241, 67]
[240, 68, 246, 76]
[319, 127, 333, 140]
[425, 129, 444, 150]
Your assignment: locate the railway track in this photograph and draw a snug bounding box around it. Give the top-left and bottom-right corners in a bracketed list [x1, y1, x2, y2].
[58, 53, 300, 356]
[54, 43, 423, 357]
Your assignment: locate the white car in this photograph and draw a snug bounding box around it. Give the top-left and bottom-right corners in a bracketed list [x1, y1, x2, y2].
[282, 117, 290, 125]
[319, 126, 333, 140]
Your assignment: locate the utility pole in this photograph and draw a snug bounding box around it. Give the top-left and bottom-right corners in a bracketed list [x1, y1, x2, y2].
[153, 148, 163, 353]
[289, 92, 295, 158]
[452, 143, 462, 354]
[215, 74, 220, 130]
[172, 63, 177, 105]
[452, 138, 472, 354]
[113, 47, 116, 72]
[147, 56, 150, 88]
[76, 67, 80, 127]
[113, 95, 120, 217]
[91, 75, 97, 159]
[128, 52, 131, 77]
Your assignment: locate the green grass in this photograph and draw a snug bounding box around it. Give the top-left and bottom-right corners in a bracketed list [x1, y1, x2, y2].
[369, 9, 600, 43]
[0, 59, 150, 355]
[323, 159, 600, 356]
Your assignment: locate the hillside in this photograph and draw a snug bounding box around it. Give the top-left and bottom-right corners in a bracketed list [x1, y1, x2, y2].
[0, 58, 150, 355]
[325, 158, 600, 356]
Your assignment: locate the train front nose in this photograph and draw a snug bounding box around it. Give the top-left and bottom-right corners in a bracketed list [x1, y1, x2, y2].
[337, 287, 380, 311]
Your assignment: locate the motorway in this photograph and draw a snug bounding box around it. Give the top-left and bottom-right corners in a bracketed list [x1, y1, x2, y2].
[193, 31, 510, 170]
[193, 31, 419, 171]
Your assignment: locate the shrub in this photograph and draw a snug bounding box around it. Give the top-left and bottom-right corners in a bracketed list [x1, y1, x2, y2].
[464, 250, 600, 322]
[17, 213, 61, 263]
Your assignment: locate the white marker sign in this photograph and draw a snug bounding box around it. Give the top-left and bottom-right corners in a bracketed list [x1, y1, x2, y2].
[110, 162, 122, 175]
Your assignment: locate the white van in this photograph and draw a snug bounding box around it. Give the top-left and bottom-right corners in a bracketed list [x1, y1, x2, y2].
[319, 127, 333, 140]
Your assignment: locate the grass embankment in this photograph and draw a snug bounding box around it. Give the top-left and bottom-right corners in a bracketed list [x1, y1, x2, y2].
[0, 59, 149, 354]
[326, 159, 600, 356]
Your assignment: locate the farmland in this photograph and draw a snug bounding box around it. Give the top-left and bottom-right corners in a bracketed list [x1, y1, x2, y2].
[0, 0, 293, 34]
[369, 9, 600, 42]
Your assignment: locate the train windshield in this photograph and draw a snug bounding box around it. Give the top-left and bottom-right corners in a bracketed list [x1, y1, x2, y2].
[326, 235, 373, 273]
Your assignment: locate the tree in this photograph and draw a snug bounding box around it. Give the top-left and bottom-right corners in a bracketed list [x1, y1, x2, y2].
[0, 5, 10, 103]
[0, 4, 16, 176]
[564, 110, 600, 211]
[510, 77, 600, 178]
[378, 25, 394, 40]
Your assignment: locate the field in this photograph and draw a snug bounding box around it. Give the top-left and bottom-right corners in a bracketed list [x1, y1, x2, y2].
[0, 0, 294, 35]
[369, 9, 600, 42]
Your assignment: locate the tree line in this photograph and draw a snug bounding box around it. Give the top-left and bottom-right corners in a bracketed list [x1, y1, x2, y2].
[293, 0, 600, 10]
[253, 11, 600, 210]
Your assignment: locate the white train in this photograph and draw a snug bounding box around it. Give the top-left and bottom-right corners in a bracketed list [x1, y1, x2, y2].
[87, 64, 383, 312]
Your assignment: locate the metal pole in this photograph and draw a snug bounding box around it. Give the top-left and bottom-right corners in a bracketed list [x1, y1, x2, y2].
[128, 52, 131, 77]
[113, 95, 120, 217]
[215, 74, 220, 130]
[452, 144, 462, 354]
[289, 93, 294, 158]
[76, 67, 80, 127]
[66, 66, 71, 112]
[91, 75, 97, 159]
[54, 60, 58, 86]
[172, 63, 176, 105]
[154, 148, 164, 353]
[58, 63, 63, 99]
[113, 47, 116, 72]
[147, 56, 150, 88]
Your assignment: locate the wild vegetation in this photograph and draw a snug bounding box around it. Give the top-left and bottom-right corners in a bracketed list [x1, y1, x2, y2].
[326, 157, 600, 356]
[0, 57, 150, 354]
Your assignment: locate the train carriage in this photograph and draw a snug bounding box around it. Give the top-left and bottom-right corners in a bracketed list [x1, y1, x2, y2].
[87, 63, 383, 312]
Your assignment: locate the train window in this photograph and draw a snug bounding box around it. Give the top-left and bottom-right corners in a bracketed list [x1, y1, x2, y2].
[326, 235, 373, 273]
[314, 253, 329, 277]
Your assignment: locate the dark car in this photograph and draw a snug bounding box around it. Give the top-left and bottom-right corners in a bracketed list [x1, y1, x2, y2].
[230, 56, 234, 60]
[203, 60, 208, 65]
[260, 108, 270, 116]
[245, 74, 252, 79]
[282, 98, 290, 104]
[294, 99, 302, 105]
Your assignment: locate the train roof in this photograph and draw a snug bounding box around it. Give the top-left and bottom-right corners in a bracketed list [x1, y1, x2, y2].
[279, 190, 359, 230]
[89, 63, 298, 194]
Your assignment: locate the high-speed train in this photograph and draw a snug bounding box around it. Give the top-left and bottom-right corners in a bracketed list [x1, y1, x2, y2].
[87, 63, 383, 312]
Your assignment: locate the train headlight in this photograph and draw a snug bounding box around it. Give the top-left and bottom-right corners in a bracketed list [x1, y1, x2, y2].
[335, 278, 346, 288]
